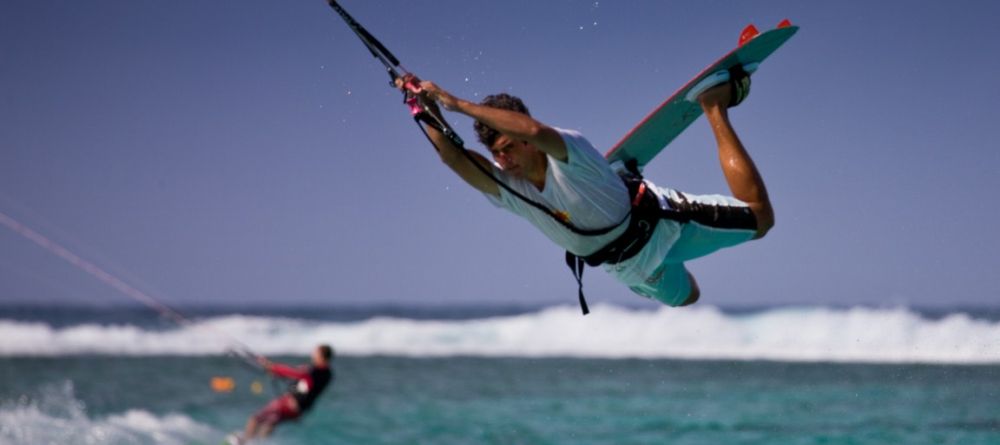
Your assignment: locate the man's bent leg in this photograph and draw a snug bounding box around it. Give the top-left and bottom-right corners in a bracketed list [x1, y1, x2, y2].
[698, 85, 774, 238]
[658, 188, 757, 262]
[247, 396, 288, 439]
[242, 417, 258, 441]
[257, 423, 277, 438]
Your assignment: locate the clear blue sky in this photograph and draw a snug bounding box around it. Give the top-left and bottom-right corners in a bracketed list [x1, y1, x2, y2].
[2, 1, 998, 308]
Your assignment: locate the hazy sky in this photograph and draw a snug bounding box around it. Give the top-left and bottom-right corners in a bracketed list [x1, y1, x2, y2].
[2, 0, 998, 309]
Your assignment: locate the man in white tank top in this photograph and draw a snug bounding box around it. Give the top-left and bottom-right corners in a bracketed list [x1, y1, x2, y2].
[398, 74, 773, 309]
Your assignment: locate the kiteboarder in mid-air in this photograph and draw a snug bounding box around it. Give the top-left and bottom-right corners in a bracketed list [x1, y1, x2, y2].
[398, 73, 773, 311]
[325, 0, 791, 313]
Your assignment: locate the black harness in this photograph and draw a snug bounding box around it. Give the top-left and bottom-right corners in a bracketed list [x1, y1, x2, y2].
[290, 366, 333, 412]
[565, 164, 689, 314]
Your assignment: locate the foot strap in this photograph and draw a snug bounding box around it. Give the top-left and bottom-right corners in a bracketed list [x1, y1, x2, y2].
[727, 65, 752, 107]
[685, 62, 759, 105]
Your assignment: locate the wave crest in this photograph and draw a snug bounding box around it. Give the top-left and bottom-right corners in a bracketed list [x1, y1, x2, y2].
[0, 381, 217, 445]
[1, 305, 998, 363]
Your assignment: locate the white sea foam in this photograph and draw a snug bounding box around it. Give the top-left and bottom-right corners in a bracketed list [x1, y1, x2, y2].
[0, 381, 218, 445]
[1, 305, 998, 364]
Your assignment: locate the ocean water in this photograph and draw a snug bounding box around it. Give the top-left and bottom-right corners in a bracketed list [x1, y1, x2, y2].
[1, 304, 999, 445]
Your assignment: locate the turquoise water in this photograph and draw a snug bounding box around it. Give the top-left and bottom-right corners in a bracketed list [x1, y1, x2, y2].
[2, 355, 999, 444]
[2, 304, 999, 444]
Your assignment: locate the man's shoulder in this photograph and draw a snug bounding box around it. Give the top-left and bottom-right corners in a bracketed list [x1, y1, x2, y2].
[551, 127, 609, 170]
[552, 126, 588, 143]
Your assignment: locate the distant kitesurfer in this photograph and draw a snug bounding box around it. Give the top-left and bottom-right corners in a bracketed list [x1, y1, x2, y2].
[398, 72, 773, 310]
[232, 344, 334, 443]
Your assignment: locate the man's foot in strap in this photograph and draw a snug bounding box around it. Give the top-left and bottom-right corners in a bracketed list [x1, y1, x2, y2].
[688, 63, 756, 109]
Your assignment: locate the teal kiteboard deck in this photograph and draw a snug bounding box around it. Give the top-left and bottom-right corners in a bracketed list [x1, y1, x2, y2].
[605, 20, 799, 166]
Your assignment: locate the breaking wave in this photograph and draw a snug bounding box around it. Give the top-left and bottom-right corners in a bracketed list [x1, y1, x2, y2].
[1, 305, 998, 364]
[0, 381, 218, 445]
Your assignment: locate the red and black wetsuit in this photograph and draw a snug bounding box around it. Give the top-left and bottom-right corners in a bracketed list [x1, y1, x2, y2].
[253, 363, 333, 426]
[272, 363, 333, 411]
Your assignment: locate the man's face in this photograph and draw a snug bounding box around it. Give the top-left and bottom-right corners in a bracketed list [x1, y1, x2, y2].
[312, 348, 324, 365]
[489, 134, 540, 178]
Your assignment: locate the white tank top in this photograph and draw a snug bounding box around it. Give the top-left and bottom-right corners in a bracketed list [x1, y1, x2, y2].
[485, 128, 631, 256]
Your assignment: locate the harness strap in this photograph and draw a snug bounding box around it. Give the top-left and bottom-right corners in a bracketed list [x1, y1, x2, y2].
[565, 252, 590, 315]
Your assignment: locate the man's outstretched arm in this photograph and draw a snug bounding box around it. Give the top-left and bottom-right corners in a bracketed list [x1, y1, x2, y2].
[418, 103, 501, 198]
[257, 357, 310, 380]
[394, 75, 500, 197]
[419, 81, 568, 162]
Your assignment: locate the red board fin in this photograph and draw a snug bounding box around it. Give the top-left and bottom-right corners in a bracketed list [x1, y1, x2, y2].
[777, 18, 792, 29]
[738, 24, 760, 47]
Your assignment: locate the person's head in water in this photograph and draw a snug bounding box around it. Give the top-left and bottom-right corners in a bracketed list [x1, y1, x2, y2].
[474, 94, 547, 179]
[312, 344, 334, 366]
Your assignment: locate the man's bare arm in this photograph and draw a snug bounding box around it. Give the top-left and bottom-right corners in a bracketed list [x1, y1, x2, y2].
[418, 104, 501, 198]
[420, 81, 568, 162]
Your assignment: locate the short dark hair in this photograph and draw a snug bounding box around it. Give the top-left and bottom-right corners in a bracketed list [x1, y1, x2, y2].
[318, 344, 334, 361]
[473, 93, 530, 148]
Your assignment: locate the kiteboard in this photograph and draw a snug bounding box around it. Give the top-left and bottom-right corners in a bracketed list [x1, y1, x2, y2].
[605, 20, 799, 167]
